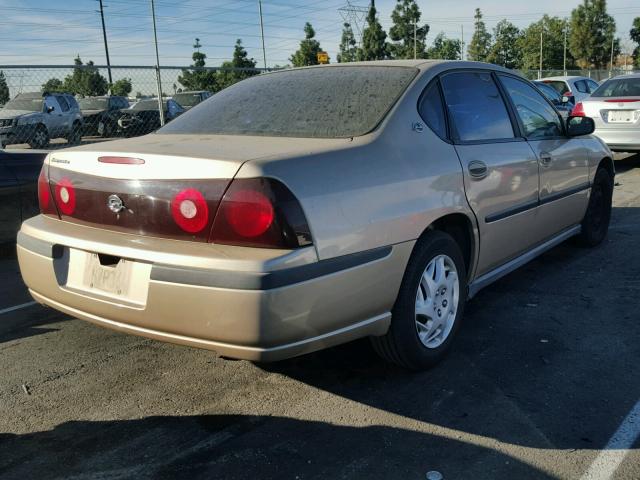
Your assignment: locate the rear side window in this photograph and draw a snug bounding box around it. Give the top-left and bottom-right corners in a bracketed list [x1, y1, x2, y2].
[159, 66, 418, 138]
[418, 80, 447, 139]
[574, 80, 589, 94]
[499, 75, 562, 139]
[56, 95, 70, 112]
[441, 71, 514, 142]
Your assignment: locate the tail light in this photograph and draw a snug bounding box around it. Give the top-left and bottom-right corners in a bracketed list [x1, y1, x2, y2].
[210, 178, 312, 249]
[171, 188, 209, 233]
[37, 166, 57, 215]
[571, 102, 585, 117]
[54, 177, 77, 216]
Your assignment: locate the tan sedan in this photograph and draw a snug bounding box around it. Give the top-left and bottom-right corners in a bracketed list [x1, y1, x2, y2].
[17, 61, 614, 370]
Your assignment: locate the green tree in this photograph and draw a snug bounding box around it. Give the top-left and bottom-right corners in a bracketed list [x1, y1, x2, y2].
[569, 0, 619, 69]
[467, 8, 492, 62]
[388, 0, 429, 59]
[358, 0, 388, 61]
[0, 71, 9, 105]
[630, 17, 640, 67]
[57, 56, 108, 96]
[426, 33, 461, 60]
[178, 38, 218, 91]
[111, 78, 132, 97]
[41, 78, 65, 93]
[487, 20, 522, 69]
[337, 23, 358, 63]
[217, 39, 258, 90]
[518, 16, 575, 71]
[290, 22, 323, 67]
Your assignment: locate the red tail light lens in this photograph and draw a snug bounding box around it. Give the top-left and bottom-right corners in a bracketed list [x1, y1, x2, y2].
[171, 188, 209, 233]
[210, 178, 312, 249]
[54, 177, 76, 216]
[571, 102, 585, 117]
[37, 167, 51, 212]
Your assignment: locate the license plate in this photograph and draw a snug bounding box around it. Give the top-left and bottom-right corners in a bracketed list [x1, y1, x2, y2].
[608, 110, 634, 123]
[86, 254, 132, 296]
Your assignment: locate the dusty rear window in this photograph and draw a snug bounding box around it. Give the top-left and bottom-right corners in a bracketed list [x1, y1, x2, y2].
[158, 66, 418, 138]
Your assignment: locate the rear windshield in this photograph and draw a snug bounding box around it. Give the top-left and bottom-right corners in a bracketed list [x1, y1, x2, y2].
[592, 78, 640, 97]
[542, 81, 569, 95]
[131, 99, 166, 111]
[158, 66, 418, 138]
[79, 98, 108, 110]
[173, 93, 203, 107]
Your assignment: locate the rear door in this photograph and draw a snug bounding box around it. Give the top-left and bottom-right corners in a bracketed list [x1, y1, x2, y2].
[498, 74, 590, 240]
[55, 95, 74, 135]
[440, 70, 541, 275]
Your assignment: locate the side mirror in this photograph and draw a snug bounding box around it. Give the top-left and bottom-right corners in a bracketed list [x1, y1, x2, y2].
[567, 116, 595, 137]
[561, 96, 570, 104]
[46, 105, 55, 113]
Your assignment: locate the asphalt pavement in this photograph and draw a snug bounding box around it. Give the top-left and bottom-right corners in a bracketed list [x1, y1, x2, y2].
[1, 155, 639, 480]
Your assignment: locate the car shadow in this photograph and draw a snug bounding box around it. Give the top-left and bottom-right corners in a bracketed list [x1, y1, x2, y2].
[0, 414, 557, 480]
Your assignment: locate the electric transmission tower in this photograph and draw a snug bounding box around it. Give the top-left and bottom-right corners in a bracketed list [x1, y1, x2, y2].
[338, 1, 369, 47]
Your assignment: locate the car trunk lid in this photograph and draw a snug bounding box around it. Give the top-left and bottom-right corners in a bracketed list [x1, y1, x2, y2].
[583, 97, 640, 129]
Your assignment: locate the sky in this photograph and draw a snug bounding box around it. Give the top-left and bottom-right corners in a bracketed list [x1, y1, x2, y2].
[0, 0, 638, 94]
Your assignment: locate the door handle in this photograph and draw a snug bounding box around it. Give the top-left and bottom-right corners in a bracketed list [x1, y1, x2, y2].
[540, 152, 553, 166]
[468, 160, 488, 179]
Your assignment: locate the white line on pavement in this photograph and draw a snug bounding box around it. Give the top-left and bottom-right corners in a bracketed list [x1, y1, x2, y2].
[0, 301, 37, 315]
[580, 399, 640, 480]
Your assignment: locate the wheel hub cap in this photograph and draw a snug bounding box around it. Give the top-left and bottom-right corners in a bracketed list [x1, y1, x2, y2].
[414, 254, 460, 349]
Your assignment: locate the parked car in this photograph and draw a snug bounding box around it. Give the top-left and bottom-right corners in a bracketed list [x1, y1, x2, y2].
[17, 61, 613, 370]
[0, 92, 83, 149]
[534, 81, 573, 119]
[540, 76, 600, 105]
[117, 98, 184, 136]
[1, 150, 46, 244]
[79, 95, 130, 137]
[572, 73, 640, 152]
[172, 91, 212, 110]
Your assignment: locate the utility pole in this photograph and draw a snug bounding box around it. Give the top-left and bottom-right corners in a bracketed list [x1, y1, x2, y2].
[98, 0, 112, 85]
[539, 28, 543, 79]
[258, 0, 267, 71]
[563, 20, 568, 76]
[414, 21, 417, 59]
[609, 35, 615, 78]
[150, 0, 165, 126]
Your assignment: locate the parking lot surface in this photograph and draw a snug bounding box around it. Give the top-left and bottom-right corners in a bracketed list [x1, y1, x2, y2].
[1, 155, 639, 480]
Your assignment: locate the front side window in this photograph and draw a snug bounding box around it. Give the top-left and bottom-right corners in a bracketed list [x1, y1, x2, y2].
[500, 75, 563, 139]
[159, 66, 418, 138]
[418, 80, 447, 139]
[44, 96, 61, 113]
[441, 71, 514, 142]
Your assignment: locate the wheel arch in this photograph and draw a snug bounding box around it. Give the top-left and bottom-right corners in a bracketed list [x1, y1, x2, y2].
[597, 156, 615, 179]
[420, 212, 477, 281]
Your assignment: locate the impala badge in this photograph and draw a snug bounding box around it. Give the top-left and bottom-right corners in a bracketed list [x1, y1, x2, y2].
[107, 194, 125, 213]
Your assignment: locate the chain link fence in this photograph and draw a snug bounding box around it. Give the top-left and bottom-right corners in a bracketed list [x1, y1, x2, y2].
[0, 65, 268, 150]
[1, 65, 639, 151]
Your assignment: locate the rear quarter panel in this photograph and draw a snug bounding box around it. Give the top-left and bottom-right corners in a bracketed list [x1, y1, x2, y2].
[238, 67, 477, 266]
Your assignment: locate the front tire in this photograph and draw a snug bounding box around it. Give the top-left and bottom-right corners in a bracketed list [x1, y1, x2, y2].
[28, 125, 49, 149]
[578, 167, 613, 247]
[371, 231, 467, 370]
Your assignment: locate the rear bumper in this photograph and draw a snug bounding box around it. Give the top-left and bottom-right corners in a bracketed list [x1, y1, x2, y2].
[17, 216, 411, 361]
[594, 128, 640, 151]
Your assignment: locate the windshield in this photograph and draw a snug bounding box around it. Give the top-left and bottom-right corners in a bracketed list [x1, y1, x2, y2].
[158, 66, 418, 138]
[3, 97, 43, 112]
[131, 100, 166, 111]
[173, 93, 202, 107]
[79, 98, 108, 110]
[592, 78, 640, 97]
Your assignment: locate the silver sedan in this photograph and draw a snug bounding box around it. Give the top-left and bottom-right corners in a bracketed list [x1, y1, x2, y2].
[574, 73, 640, 151]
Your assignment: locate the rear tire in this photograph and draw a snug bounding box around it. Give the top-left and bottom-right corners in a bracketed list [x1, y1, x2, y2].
[371, 231, 467, 370]
[578, 167, 613, 247]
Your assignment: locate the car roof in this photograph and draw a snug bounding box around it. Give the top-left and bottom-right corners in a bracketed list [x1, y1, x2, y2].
[609, 73, 640, 80]
[541, 76, 593, 82]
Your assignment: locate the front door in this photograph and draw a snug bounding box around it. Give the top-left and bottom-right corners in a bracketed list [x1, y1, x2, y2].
[498, 74, 590, 240]
[440, 71, 542, 276]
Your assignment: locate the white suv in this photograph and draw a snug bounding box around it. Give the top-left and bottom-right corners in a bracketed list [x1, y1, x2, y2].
[0, 92, 84, 149]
